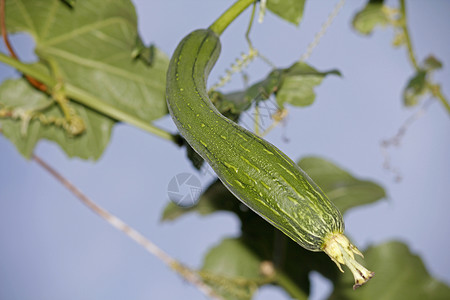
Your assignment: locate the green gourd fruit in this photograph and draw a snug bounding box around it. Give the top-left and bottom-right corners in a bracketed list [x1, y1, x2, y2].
[166, 28, 373, 289]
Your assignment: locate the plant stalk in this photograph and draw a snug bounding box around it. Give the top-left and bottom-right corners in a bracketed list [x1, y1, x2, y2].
[275, 271, 308, 300]
[399, 0, 419, 71]
[429, 83, 450, 115]
[209, 0, 256, 36]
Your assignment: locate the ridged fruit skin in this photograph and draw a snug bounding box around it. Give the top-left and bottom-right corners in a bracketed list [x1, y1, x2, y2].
[166, 29, 373, 288]
[166, 29, 343, 251]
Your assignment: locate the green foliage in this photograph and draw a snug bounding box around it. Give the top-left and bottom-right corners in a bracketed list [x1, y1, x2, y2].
[162, 156, 386, 298]
[423, 55, 443, 71]
[275, 62, 341, 108]
[403, 70, 427, 107]
[2, 0, 168, 159]
[1, 0, 449, 298]
[163, 156, 450, 299]
[352, 0, 390, 35]
[353, 1, 449, 111]
[201, 238, 263, 300]
[266, 0, 306, 26]
[210, 62, 339, 115]
[403, 56, 443, 107]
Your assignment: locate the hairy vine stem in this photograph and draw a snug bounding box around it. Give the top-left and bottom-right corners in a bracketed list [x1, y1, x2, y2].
[31, 153, 224, 300]
[299, 0, 346, 62]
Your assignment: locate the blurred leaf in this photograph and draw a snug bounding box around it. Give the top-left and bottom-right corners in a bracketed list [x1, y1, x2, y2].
[403, 70, 428, 107]
[200, 238, 263, 300]
[276, 62, 341, 107]
[162, 156, 386, 297]
[0, 79, 112, 159]
[423, 55, 443, 71]
[267, 0, 306, 26]
[329, 241, 450, 300]
[352, 0, 389, 35]
[211, 62, 339, 118]
[392, 31, 406, 47]
[298, 156, 386, 214]
[4, 0, 168, 159]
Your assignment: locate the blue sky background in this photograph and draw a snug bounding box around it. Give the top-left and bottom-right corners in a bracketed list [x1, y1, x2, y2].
[0, 1, 449, 299]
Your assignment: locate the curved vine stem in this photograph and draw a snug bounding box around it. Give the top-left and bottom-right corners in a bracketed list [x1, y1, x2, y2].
[275, 270, 308, 300]
[0, 0, 47, 92]
[31, 153, 223, 300]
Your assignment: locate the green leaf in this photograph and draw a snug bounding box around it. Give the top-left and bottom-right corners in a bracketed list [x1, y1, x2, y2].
[403, 70, 428, 107]
[4, 0, 168, 159]
[329, 241, 450, 300]
[6, 0, 168, 122]
[210, 62, 339, 118]
[298, 156, 386, 214]
[423, 55, 443, 71]
[267, 0, 306, 26]
[0, 79, 112, 159]
[352, 0, 390, 35]
[200, 238, 263, 300]
[276, 62, 341, 107]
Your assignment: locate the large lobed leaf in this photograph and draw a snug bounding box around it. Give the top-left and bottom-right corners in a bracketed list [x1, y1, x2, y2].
[2, 0, 168, 159]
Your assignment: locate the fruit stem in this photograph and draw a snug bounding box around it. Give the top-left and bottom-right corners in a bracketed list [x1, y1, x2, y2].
[209, 0, 256, 36]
